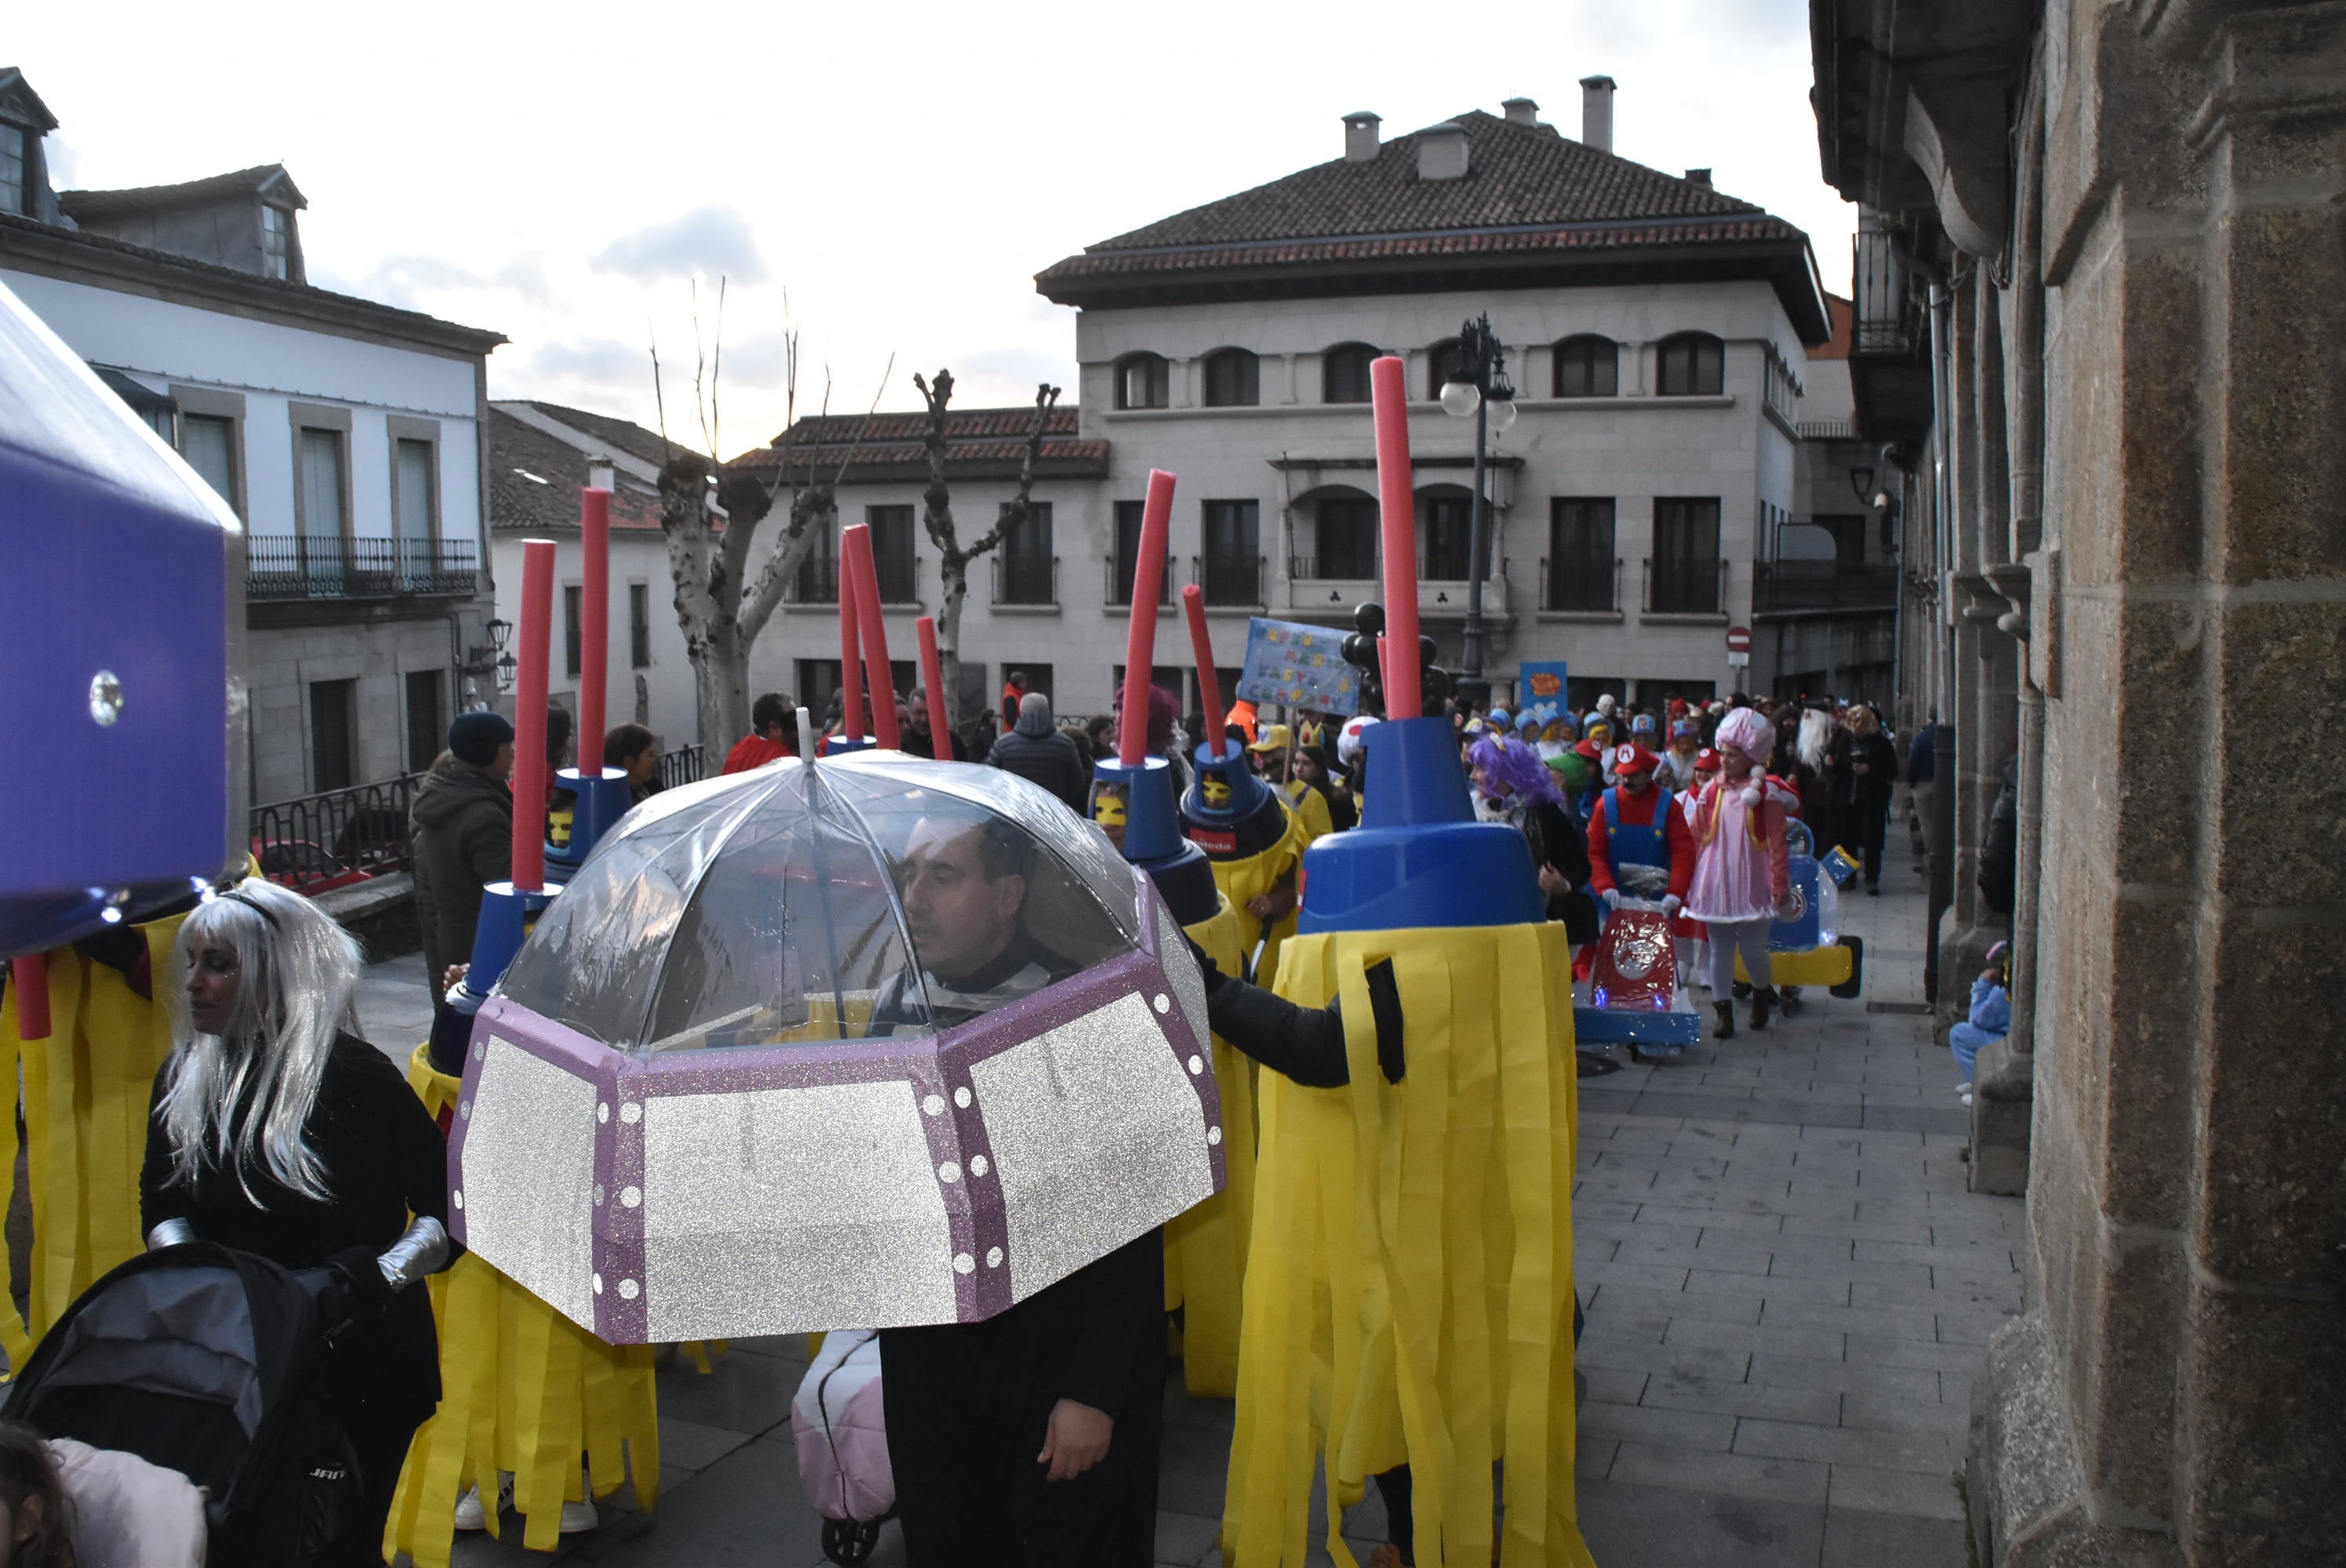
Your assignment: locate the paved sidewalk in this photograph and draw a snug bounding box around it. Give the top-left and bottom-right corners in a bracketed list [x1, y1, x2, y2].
[366, 852, 2021, 1567]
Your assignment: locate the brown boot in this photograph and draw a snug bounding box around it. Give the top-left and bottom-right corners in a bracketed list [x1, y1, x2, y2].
[1749, 987, 1777, 1029]
[1712, 1001, 1737, 1039]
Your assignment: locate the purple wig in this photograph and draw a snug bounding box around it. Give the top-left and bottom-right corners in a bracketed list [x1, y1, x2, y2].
[1469, 735, 1563, 808]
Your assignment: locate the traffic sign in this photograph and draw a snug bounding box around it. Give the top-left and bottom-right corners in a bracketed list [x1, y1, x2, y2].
[1725, 625, 1752, 655]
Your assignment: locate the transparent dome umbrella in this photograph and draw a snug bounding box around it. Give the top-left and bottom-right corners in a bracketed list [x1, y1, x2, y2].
[446, 752, 1226, 1345]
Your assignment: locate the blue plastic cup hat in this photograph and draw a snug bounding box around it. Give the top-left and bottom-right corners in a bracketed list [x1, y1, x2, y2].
[1485, 708, 1511, 731]
[1516, 710, 1542, 733]
[1630, 713, 1658, 737]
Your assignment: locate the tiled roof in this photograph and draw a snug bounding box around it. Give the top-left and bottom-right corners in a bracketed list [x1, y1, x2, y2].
[488, 408, 663, 532]
[1810, 293, 1854, 360]
[507, 399, 687, 467]
[1037, 110, 1829, 343]
[731, 405, 1104, 485]
[60, 164, 306, 221]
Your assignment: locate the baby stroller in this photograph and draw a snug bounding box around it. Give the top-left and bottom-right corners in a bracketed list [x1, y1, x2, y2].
[2, 1242, 367, 1564]
[1574, 862, 1703, 1064]
[792, 1330, 895, 1564]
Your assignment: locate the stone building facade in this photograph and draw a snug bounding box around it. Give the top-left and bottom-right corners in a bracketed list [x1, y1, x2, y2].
[1812, 3, 2346, 1563]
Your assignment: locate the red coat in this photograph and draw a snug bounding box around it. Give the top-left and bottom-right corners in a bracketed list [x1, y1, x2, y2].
[721, 733, 794, 775]
[1585, 784, 1695, 901]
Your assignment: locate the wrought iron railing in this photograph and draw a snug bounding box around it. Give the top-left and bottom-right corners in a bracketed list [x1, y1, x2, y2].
[1643, 557, 1729, 615]
[655, 743, 707, 790]
[249, 775, 419, 887]
[1752, 561, 1899, 614]
[1853, 223, 1920, 358]
[1287, 554, 1379, 582]
[1197, 553, 1263, 606]
[993, 554, 1059, 606]
[246, 536, 477, 601]
[791, 554, 918, 605]
[1541, 554, 1621, 613]
[1106, 554, 1173, 607]
[1797, 419, 1856, 441]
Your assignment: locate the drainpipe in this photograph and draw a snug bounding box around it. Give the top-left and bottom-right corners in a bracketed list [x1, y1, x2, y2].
[2001, 96, 2049, 1071]
[1923, 278, 1957, 1004]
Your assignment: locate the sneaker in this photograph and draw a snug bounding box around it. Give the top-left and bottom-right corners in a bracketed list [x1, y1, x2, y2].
[454, 1488, 486, 1532]
[560, 1498, 599, 1533]
[1959, 1091, 1974, 1106]
[1956, 1082, 1973, 1094]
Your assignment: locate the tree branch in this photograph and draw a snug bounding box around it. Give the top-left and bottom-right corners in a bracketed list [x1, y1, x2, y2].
[961, 381, 1060, 562]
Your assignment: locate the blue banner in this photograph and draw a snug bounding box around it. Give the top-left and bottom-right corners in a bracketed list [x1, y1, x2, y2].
[1516, 660, 1571, 727]
[1235, 617, 1360, 716]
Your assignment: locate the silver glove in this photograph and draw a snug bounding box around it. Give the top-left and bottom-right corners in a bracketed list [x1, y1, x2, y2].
[145, 1218, 198, 1250]
[375, 1215, 452, 1291]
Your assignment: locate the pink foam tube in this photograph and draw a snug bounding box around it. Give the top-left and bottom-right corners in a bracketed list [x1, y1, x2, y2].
[838, 543, 866, 745]
[1181, 585, 1226, 762]
[1119, 470, 1178, 766]
[579, 485, 611, 771]
[511, 539, 554, 893]
[917, 616, 952, 757]
[843, 524, 901, 752]
[1369, 355, 1422, 720]
[10, 956, 49, 1041]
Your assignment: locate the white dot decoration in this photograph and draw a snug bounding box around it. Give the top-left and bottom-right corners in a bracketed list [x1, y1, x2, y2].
[620, 1186, 641, 1208]
[953, 1253, 975, 1274]
[597, 1103, 610, 1124]
[451, 1189, 463, 1210]
[969, 1155, 990, 1178]
[937, 1162, 961, 1184]
[473, 1041, 485, 1061]
[617, 1278, 639, 1300]
[1208, 1125, 1223, 1145]
[457, 1101, 470, 1120]
[591, 1185, 605, 1206]
[619, 1102, 642, 1124]
[986, 1247, 1004, 1269]
[1187, 1054, 1204, 1075]
[1153, 993, 1171, 1014]
[592, 1273, 604, 1294]
[953, 1086, 971, 1109]
[922, 1094, 946, 1116]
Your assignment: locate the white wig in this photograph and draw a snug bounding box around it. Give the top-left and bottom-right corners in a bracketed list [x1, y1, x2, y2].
[1797, 708, 1836, 772]
[158, 879, 363, 1205]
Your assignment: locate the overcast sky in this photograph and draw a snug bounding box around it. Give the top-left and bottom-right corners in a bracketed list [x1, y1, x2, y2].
[17, 0, 1850, 452]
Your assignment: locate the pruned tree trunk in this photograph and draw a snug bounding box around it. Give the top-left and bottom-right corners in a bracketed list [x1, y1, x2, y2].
[914, 372, 1059, 730]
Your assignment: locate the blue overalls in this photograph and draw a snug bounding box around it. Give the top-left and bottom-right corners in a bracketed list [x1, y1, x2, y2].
[1600, 786, 1674, 913]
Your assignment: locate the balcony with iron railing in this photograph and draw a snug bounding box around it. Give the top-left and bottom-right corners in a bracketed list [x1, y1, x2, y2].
[1105, 554, 1175, 608]
[790, 554, 922, 606]
[1752, 561, 1900, 615]
[1195, 553, 1265, 608]
[247, 536, 478, 601]
[992, 554, 1059, 608]
[1282, 555, 1509, 619]
[1641, 557, 1730, 619]
[1539, 555, 1622, 615]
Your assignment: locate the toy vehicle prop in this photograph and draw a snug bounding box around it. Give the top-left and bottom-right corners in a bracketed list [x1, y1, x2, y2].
[1574, 863, 1701, 1054]
[1734, 822, 1865, 998]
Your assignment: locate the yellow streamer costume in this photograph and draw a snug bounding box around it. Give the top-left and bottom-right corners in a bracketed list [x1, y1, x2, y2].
[1279, 779, 1335, 844]
[0, 916, 186, 1368]
[1163, 891, 1257, 1397]
[1225, 921, 1596, 1568]
[387, 1046, 661, 1563]
[1210, 801, 1309, 985]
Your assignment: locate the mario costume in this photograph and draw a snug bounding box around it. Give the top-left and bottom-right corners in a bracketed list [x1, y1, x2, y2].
[1585, 744, 1694, 914]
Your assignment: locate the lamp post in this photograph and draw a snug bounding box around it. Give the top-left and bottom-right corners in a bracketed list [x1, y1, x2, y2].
[1440, 313, 1516, 709]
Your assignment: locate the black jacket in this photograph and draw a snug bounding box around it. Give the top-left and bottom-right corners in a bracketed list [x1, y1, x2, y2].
[409, 757, 513, 994]
[986, 727, 1090, 812]
[140, 1033, 451, 1431]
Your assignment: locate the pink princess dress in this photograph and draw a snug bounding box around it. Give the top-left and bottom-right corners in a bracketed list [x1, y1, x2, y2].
[1683, 775, 1795, 924]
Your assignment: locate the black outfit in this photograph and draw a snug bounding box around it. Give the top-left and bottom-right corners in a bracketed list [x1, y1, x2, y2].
[140, 1032, 451, 1552]
[986, 727, 1091, 812]
[409, 756, 514, 1000]
[1836, 731, 1900, 886]
[1523, 800, 1600, 946]
[902, 727, 967, 761]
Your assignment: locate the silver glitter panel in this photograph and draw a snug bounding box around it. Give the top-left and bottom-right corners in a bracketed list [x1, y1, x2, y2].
[461, 1037, 599, 1328]
[639, 1080, 953, 1341]
[1154, 894, 1211, 1051]
[968, 990, 1215, 1305]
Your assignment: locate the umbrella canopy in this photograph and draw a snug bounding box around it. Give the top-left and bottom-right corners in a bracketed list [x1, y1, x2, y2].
[452, 753, 1225, 1344]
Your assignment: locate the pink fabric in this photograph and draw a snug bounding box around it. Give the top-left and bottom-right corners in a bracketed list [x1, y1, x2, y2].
[1684, 778, 1792, 924]
[1712, 706, 1776, 768]
[793, 1332, 895, 1523]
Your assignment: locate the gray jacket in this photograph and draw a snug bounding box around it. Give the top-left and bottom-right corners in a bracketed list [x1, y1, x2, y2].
[409, 756, 513, 995]
[986, 728, 1091, 812]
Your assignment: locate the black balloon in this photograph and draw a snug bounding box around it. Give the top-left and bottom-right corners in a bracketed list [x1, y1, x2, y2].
[1355, 602, 1385, 637]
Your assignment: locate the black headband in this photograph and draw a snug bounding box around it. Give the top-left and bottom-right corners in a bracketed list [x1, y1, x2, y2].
[220, 890, 281, 929]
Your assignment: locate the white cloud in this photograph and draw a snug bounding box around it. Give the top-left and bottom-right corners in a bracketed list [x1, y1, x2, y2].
[592, 206, 767, 285]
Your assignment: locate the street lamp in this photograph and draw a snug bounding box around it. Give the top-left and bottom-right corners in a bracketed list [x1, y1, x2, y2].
[1849, 464, 1876, 505]
[1439, 314, 1515, 706]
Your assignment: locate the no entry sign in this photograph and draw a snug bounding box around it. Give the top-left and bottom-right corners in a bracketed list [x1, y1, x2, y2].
[1725, 625, 1752, 655]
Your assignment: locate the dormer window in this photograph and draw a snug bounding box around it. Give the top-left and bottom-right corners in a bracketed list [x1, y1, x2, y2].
[0, 124, 24, 216]
[261, 205, 290, 280]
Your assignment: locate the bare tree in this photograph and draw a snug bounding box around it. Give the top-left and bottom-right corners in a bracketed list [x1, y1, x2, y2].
[912, 370, 1060, 729]
[652, 294, 889, 750]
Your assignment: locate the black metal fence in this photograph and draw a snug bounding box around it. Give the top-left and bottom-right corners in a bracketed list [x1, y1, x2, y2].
[1542, 554, 1621, 613]
[1197, 553, 1263, 606]
[1753, 561, 1900, 614]
[249, 775, 419, 889]
[1644, 557, 1729, 615]
[656, 744, 707, 790]
[993, 554, 1058, 606]
[1105, 554, 1173, 606]
[247, 536, 478, 601]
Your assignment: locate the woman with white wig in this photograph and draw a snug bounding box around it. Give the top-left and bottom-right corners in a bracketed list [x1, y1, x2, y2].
[138, 878, 454, 1553]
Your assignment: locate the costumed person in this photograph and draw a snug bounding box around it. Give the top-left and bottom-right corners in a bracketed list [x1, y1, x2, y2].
[140, 880, 456, 1554]
[1628, 712, 1658, 755]
[1683, 708, 1796, 1038]
[1949, 942, 2011, 1107]
[1182, 720, 1309, 987]
[1536, 710, 1578, 763]
[721, 691, 797, 774]
[1837, 703, 1900, 895]
[1654, 719, 1704, 793]
[1226, 355, 1596, 1568]
[1585, 742, 1697, 1058]
[1248, 724, 1335, 842]
[1682, 747, 1723, 986]
[1293, 743, 1357, 833]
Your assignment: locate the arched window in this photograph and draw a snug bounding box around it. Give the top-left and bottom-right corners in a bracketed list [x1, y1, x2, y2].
[1425, 338, 1465, 400]
[1323, 343, 1379, 404]
[1115, 352, 1169, 410]
[1656, 332, 1724, 397]
[1552, 335, 1619, 398]
[1308, 487, 1379, 579]
[1202, 348, 1260, 408]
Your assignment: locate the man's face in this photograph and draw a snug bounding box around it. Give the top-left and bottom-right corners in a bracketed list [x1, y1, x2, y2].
[899, 824, 1022, 980]
[1622, 769, 1654, 796]
[491, 741, 517, 782]
[1253, 749, 1287, 782]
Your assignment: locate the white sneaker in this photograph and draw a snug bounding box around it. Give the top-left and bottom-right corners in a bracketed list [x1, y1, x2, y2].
[559, 1498, 599, 1534]
[1959, 1092, 1974, 1106]
[1956, 1082, 1973, 1094]
[453, 1487, 486, 1531]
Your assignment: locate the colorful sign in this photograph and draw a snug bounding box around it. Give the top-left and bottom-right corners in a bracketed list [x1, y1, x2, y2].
[1235, 617, 1360, 716]
[1516, 660, 1571, 727]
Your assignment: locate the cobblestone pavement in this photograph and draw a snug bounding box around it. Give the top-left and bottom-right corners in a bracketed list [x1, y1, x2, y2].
[365, 847, 2019, 1567]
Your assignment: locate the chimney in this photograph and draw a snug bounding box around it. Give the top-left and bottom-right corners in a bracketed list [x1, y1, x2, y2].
[1343, 111, 1382, 163]
[1501, 96, 1539, 127]
[1579, 74, 1616, 153]
[1685, 168, 1712, 187]
[1416, 122, 1469, 181]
